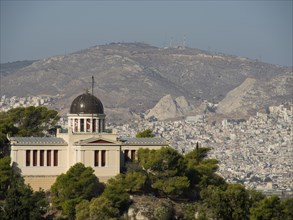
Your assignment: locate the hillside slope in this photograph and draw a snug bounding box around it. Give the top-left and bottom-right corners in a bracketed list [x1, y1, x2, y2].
[2, 42, 292, 120]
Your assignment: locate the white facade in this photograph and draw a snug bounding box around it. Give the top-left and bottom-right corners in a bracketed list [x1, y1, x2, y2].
[9, 93, 167, 190]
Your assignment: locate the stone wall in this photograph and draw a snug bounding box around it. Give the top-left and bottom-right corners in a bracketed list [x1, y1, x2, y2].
[24, 176, 57, 191]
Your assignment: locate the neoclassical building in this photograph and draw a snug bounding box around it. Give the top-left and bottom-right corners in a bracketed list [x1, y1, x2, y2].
[9, 92, 167, 190]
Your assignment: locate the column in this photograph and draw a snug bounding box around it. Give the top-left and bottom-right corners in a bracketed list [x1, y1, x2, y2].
[30, 150, 33, 167]
[74, 118, 78, 132]
[98, 119, 101, 133]
[37, 150, 40, 166]
[77, 118, 80, 132]
[44, 150, 47, 167]
[11, 150, 17, 166]
[51, 151, 54, 166]
[116, 149, 121, 174]
[92, 119, 95, 132]
[87, 118, 91, 133]
[90, 118, 93, 133]
[81, 150, 85, 163]
[10, 149, 15, 165]
[106, 150, 109, 167]
[14, 150, 17, 164]
[89, 118, 93, 133]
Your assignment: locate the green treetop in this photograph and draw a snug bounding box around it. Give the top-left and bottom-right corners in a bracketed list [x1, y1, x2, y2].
[51, 163, 103, 219]
[0, 156, 48, 219]
[0, 106, 60, 157]
[136, 129, 155, 138]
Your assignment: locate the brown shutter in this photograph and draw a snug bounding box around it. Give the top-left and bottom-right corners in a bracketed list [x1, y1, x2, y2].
[33, 150, 37, 166]
[26, 150, 30, 166]
[54, 150, 58, 166]
[101, 150, 106, 167]
[94, 150, 99, 166]
[47, 150, 51, 166]
[40, 150, 44, 166]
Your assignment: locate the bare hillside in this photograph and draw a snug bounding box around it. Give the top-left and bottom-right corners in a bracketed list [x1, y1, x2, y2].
[1, 42, 292, 120]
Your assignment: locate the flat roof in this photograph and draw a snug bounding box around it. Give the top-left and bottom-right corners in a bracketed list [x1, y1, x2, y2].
[10, 137, 67, 146]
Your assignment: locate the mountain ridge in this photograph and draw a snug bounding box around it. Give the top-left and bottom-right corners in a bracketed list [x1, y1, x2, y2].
[1, 42, 292, 121]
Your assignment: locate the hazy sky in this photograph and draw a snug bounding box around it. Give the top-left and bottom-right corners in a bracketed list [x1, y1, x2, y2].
[1, 1, 292, 66]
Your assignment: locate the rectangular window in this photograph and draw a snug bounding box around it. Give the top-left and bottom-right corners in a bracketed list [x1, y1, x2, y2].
[86, 119, 91, 132]
[80, 119, 84, 132]
[33, 150, 37, 166]
[40, 150, 44, 166]
[94, 150, 99, 166]
[54, 150, 58, 166]
[124, 150, 129, 162]
[131, 150, 136, 161]
[101, 150, 106, 167]
[93, 119, 96, 132]
[47, 150, 51, 166]
[26, 150, 31, 166]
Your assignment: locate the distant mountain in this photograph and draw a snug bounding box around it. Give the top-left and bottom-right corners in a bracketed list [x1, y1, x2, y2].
[0, 60, 36, 77]
[1, 42, 292, 121]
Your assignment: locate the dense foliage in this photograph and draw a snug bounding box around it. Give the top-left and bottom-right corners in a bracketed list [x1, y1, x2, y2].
[0, 156, 48, 219]
[51, 163, 103, 219]
[135, 128, 155, 138]
[73, 145, 293, 219]
[76, 197, 120, 220]
[0, 156, 12, 200]
[200, 184, 250, 219]
[250, 195, 293, 220]
[137, 147, 190, 197]
[0, 106, 60, 157]
[75, 172, 134, 219]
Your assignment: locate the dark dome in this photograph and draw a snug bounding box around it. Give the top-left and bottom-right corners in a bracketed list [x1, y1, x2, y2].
[70, 92, 104, 114]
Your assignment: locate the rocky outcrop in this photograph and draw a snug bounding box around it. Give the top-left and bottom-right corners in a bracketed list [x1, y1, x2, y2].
[126, 195, 177, 220]
[175, 96, 192, 114]
[216, 77, 256, 115]
[145, 94, 193, 120]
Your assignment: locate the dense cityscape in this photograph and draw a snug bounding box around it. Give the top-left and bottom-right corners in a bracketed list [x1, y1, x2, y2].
[1, 95, 292, 197]
[115, 104, 293, 196]
[0, 95, 60, 111]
